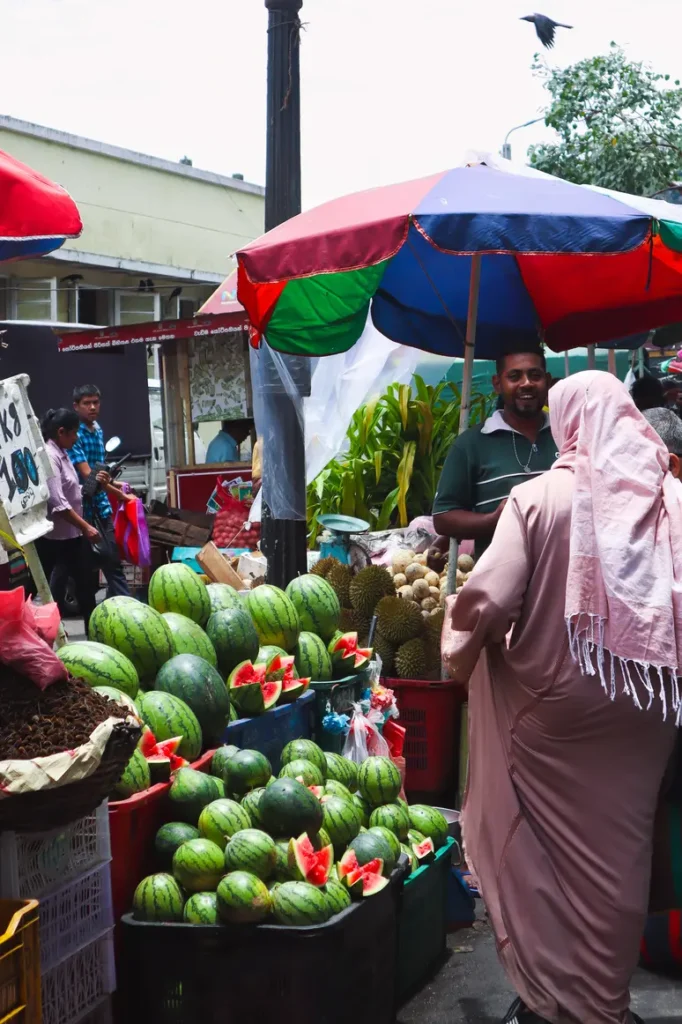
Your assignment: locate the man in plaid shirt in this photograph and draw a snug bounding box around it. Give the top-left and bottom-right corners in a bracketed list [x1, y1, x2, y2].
[68, 384, 132, 598]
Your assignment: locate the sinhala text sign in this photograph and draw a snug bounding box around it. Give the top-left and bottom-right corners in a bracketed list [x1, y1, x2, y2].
[0, 374, 53, 544]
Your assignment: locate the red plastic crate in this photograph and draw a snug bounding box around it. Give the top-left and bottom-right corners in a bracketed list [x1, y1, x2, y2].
[108, 749, 214, 926]
[384, 678, 465, 798]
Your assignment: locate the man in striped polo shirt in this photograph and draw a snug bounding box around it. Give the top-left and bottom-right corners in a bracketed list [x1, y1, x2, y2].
[433, 348, 557, 559]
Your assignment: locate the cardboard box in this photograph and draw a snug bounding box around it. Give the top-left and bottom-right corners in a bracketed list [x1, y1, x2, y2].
[196, 542, 244, 590]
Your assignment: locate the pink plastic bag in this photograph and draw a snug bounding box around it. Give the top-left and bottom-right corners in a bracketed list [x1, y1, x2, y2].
[114, 497, 151, 567]
[0, 589, 67, 689]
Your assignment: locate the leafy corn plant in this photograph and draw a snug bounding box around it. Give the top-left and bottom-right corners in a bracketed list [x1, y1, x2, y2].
[307, 376, 494, 545]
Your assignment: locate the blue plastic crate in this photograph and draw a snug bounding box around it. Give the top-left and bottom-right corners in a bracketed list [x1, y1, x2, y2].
[222, 691, 315, 773]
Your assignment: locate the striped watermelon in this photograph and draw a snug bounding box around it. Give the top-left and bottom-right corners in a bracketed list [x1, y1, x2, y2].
[216, 871, 272, 923]
[351, 793, 371, 828]
[210, 745, 240, 779]
[169, 768, 222, 824]
[206, 583, 243, 615]
[224, 829, 277, 880]
[206, 607, 260, 677]
[349, 831, 395, 876]
[112, 747, 150, 799]
[369, 802, 410, 840]
[148, 564, 211, 626]
[408, 805, 449, 849]
[281, 740, 327, 777]
[89, 598, 174, 682]
[173, 838, 225, 892]
[241, 787, 266, 828]
[271, 880, 330, 925]
[155, 822, 201, 869]
[155, 654, 230, 744]
[325, 779, 353, 802]
[138, 691, 202, 761]
[198, 799, 251, 849]
[133, 873, 184, 922]
[183, 891, 219, 923]
[259, 778, 324, 839]
[285, 575, 340, 642]
[325, 752, 358, 792]
[369, 826, 402, 864]
[57, 641, 139, 698]
[246, 586, 300, 652]
[224, 749, 272, 795]
[324, 880, 352, 916]
[279, 759, 325, 787]
[293, 632, 333, 682]
[357, 756, 401, 807]
[162, 613, 217, 667]
[321, 795, 362, 853]
[274, 840, 294, 882]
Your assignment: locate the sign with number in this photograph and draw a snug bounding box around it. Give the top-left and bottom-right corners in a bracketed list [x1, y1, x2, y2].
[0, 374, 53, 544]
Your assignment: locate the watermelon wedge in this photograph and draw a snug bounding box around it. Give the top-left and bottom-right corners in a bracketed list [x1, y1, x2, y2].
[139, 730, 188, 780]
[288, 833, 333, 886]
[338, 850, 387, 897]
[328, 633, 373, 676]
[266, 654, 296, 682]
[228, 661, 282, 715]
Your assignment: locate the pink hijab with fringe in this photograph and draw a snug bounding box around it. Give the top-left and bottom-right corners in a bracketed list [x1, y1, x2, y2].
[549, 370, 682, 721]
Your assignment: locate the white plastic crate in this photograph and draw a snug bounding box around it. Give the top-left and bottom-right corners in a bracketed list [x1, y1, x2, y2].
[38, 862, 114, 974]
[0, 802, 110, 900]
[42, 931, 115, 1024]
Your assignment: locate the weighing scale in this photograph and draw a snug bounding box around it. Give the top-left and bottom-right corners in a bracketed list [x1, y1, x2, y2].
[317, 514, 370, 565]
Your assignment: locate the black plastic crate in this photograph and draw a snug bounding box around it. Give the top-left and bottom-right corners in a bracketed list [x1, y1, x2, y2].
[121, 860, 408, 1024]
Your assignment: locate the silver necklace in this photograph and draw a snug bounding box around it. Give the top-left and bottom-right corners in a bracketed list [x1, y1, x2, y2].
[512, 431, 538, 474]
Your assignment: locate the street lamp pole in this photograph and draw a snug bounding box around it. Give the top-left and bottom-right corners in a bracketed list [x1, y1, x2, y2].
[259, 0, 309, 588]
[501, 116, 544, 161]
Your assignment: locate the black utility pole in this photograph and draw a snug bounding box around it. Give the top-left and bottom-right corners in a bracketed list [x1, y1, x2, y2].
[260, 0, 309, 588]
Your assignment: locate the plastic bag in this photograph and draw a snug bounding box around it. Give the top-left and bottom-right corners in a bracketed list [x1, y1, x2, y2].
[114, 497, 151, 567]
[342, 703, 391, 764]
[0, 589, 68, 689]
[24, 597, 61, 645]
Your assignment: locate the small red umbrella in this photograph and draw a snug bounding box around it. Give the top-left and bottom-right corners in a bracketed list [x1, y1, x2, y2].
[0, 149, 82, 262]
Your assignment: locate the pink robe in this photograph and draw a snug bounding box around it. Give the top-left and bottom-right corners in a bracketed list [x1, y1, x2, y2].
[448, 467, 677, 1024]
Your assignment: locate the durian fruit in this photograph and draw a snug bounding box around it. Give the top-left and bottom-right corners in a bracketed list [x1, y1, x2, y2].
[327, 563, 353, 607]
[374, 631, 397, 676]
[339, 608, 371, 646]
[424, 571, 440, 588]
[397, 585, 414, 601]
[405, 563, 426, 584]
[375, 595, 425, 645]
[392, 549, 416, 575]
[312, 556, 341, 579]
[349, 565, 394, 615]
[457, 554, 475, 574]
[393, 572, 407, 589]
[412, 578, 430, 602]
[395, 638, 429, 679]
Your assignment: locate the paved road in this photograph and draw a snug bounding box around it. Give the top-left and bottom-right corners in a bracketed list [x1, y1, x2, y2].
[399, 913, 681, 1023]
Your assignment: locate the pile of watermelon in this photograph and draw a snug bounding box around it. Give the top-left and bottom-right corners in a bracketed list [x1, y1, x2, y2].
[131, 740, 450, 927]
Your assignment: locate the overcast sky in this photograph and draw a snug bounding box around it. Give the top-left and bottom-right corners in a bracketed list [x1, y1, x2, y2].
[3, 0, 681, 210]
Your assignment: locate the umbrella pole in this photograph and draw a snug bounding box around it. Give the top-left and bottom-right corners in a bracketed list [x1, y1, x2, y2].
[447, 254, 482, 597]
[587, 345, 596, 370]
[564, 351, 570, 377]
[608, 350, 617, 376]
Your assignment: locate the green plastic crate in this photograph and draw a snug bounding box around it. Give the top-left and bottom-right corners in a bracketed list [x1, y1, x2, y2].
[397, 836, 455, 1002]
[309, 675, 364, 754]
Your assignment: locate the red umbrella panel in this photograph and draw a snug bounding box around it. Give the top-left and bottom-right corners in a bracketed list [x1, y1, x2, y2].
[0, 149, 82, 262]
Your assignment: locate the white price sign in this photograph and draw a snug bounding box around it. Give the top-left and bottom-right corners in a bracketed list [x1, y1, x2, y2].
[0, 374, 53, 544]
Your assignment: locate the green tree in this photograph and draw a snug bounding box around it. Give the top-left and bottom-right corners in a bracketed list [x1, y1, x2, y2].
[528, 44, 682, 196]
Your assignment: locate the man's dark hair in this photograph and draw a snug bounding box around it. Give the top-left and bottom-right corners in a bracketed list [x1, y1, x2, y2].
[73, 384, 101, 404]
[631, 375, 664, 412]
[495, 346, 546, 376]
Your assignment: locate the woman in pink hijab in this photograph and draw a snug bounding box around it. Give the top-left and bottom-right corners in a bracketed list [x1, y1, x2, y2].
[445, 371, 682, 1024]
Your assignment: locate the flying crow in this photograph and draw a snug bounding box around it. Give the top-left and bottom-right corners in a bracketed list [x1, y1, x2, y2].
[520, 13, 572, 48]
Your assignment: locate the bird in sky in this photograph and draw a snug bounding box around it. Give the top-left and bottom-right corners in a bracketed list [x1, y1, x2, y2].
[520, 13, 573, 48]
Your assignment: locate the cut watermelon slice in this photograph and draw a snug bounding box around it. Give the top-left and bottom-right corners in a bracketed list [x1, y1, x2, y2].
[277, 677, 306, 704]
[262, 680, 282, 710]
[308, 785, 325, 799]
[412, 836, 435, 866]
[156, 737, 183, 757]
[345, 864, 388, 896]
[329, 632, 358, 661]
[288, 833, 333, 886]
[353, 648, 373, 671]
[228, 661, 272, 715]
[139, 728, 158, 758]
[266, 654, 296, 683]
[147, 754, 171, 783]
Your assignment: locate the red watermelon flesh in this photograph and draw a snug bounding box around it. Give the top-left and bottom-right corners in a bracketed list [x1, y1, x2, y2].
[308, 785, 325, 799]
[338, 849, 383, 881]
[354, 649, 372, 670]
[230, 661, 268, 686]
[412, 837, 435, 865]
[288, 833, 333, 886]
[330, 632, 358, 658]
[345, 865, 388, 896]
[266, 654, 296, 682]
[262, 680, 282, 710]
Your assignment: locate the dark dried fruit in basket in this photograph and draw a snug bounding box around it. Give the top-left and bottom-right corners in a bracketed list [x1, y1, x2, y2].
[0, 666, 129, 761]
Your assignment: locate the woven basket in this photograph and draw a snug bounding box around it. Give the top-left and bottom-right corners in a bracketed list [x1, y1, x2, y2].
[0, 721, 140, 833]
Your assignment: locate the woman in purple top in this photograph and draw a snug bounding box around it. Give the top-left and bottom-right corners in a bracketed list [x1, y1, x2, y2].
[35, 408, 100, 634]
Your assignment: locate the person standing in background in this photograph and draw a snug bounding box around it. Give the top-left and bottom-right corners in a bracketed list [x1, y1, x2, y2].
[205, 419, 252, 464]
[68, 384, 131, 598]
[36, 408, 101, 633]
